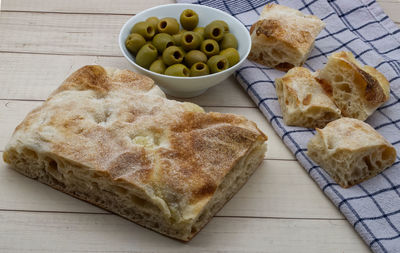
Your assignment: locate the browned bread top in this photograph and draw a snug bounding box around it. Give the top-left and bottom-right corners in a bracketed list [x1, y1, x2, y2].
[317, 51, 390, 120]
[307, 117, 396, 188]
[4, 65, 267, 224]
[249, 4, 325, 71]
[250, 4, 324, 57]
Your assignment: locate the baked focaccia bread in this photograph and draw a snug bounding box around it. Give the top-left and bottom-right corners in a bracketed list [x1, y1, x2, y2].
[317, 51, 390, 121]
[308, 118, 396, 188]
[275, 67, 341, 128]
[3, 66, 267, 241]
[249, 4, 325, 71]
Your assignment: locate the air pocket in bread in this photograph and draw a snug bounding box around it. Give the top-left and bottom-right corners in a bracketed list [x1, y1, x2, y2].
[249, 4, 325, 71]
[317, 51, 390, 121]
[3, 65, 268, 241]
[307, 117, 396, 188]
[275, 67, 341, 128]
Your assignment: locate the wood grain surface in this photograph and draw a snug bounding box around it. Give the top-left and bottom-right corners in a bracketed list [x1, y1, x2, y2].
[0, 0, 398, 252]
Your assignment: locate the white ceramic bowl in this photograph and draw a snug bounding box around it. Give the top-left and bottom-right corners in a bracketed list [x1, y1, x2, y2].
[119, 3, 251, 98]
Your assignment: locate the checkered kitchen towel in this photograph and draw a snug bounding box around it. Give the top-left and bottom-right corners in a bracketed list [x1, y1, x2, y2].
[176, 0, 400, 252]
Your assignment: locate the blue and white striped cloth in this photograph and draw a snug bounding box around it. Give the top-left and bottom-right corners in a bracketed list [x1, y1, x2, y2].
[176, 0, 400, 252]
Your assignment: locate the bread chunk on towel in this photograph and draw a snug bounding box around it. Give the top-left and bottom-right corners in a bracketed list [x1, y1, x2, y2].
[317, 51, 390, 121]
[249, 4, 325, 71]
[275, 67, 341, 128]
[3, 65, 268, 241]
[308, 117, 396, 188]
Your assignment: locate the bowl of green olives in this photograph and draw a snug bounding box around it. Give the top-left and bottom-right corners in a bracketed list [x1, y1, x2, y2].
[119, 3, 251, 98]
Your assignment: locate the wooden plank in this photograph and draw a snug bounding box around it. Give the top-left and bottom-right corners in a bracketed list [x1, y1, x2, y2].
[0, 12, 127, 56]
[1, 154, 341, 218]
[0, 211, 369, 252]
[1, 0, 396, 20]
[0, 100, 293, 160]
[2, 0, 175, 14]
[0, 5, 397, 57]
[378, 1, 400, 23]
[0, 53, 254, 107]
[222, 159, 340, 218]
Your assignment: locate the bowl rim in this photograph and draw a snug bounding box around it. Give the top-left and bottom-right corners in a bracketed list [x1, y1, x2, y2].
[119, 3, 251, 80]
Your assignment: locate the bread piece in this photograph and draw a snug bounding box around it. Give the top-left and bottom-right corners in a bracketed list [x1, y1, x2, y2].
[275, 67, 341, 128]
[3, 65, 267, 241]
[317, 51, 390, 121]
[307, 117, 396, 188]
[248, 4, 325, 71]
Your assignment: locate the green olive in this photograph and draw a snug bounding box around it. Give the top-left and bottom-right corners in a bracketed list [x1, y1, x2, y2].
[149, 59, 166, 74]
[131, 21, 156, 40]
[172, 30, 187, 46]
[181, 31, 202, 51]
[190, 62, 210, 76]
[220, 33, 238, 50]
[152, 33, 175, 53]
[204, 22, 225, 41]
[157, 17, 180, 35]
[135, 43, 158, 69]
[144, 41, 154, 47]
[193, 27, 205, 39]
[184, 50, 207, 67]
[177, 46, 186, 56]
[207, 55, 229, 73]
[125, 33, 146, 55]
[165, 64, 190, 77]
[200, 39, 220, 57]
[162, 46, 184, 66]
[220, 48, 240, 67]
[172, 33, 182, 46]
[146, 17, 159, 30]
[180, 9, 199, 31]
[210, 20, 229, 33]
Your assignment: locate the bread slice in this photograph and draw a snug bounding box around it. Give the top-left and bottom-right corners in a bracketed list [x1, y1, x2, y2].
[275, 67, 341, 128]
[248, 4, 325, 71]
[3, 65, 268, 241]
[307, 117, 396, 188]
[317, 51, 390, 121]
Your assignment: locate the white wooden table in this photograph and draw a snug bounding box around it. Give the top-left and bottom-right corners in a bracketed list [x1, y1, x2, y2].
[0, 1, 398, 252]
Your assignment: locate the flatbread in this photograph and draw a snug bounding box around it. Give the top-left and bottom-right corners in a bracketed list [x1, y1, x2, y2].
[317, 51, 390, 121]
[275, 67, 341, 128]
[3, 65, 267, 241]
[249, 3, 325, 71]
[308, 117, 396, 188]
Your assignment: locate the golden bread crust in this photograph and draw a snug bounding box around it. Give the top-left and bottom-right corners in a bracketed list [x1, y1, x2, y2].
[308, 118, 396, 188]
[4, 65, 267, 240]
[248, 4, 325, 71]
[317, 51, 390, 120]
[275, 67, 341, 128]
